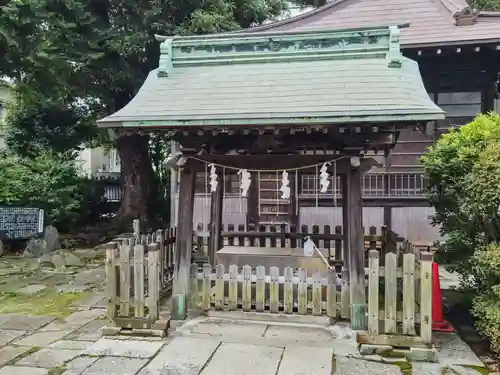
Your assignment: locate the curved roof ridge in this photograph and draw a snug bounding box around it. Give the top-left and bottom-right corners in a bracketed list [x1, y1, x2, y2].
[241, 0, 348, 33]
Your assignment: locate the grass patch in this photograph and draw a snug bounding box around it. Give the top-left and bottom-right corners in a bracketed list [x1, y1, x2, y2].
[6, 346, 40, 365]
[47, 365, 68, 375]
[0, 288, 89, 317]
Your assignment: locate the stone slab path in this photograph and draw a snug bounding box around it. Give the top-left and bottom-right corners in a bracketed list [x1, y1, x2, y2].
[0, 313, 490, 375]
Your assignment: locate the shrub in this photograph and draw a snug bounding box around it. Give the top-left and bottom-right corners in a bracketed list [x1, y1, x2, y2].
[471, 243, 500, 353]
[0, 151, 105, 232]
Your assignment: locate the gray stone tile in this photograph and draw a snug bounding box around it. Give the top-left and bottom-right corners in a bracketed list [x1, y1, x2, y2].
[435, 332, 484, 367]
[335, 357, 401, 375]
[0, 346, 32, 366]
[16, 348, 80, 368]
[82, 357, 148, 375]
[16, 284, 47, 295]
[138, 337, 220, 375]
[0, 366, 49, 375]
[277, 345, 333, 375]
[62, 356, 99, 375]
[49, 340, 95, 350]
[0, 315, 55, 331]
[199, 342, 283, 375]
[65, 320, 107, 341]
[412, 363, 446, 375]
[191, 320, 267, 339]
[13, 329, 73, 347]
[449, 365, 485, 375]
[265, 325, 335, 346]
[71, 293, 107, 309]
[64, 310, 105, 324]
[0, 329, 26, 346]
[83, 338, 163, 358]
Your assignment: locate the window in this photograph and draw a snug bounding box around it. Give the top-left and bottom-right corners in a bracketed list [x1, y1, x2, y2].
[437, 92, 482, 118]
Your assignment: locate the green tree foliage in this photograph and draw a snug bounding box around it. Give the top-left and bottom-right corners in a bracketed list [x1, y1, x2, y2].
[422, 113, 500, 353]
[0, 151, 105, 231]
[470, 0, 500, 10]
[0, 0, 290, 225]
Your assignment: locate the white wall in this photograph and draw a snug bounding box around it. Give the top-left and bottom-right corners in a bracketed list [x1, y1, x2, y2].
[77, 147, 120, 177]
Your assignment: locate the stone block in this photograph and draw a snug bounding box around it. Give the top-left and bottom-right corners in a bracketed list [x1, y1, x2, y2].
[80, 357, 148, 375]
[0, 315, 55, 331]
[0, 346, 32, 366]
[16, 284, 47, 295]
[359, 344, 393, 355]
[0, 366, 49, 375]
[62, 355, 99, 375]
[65, 320, 107, 341]
[277, 345, 333, 375]
[13, 329, 73, 347]
[49, 340, 95, 350]
[335, 357, 401, 375]
[0, 329, 26, 346]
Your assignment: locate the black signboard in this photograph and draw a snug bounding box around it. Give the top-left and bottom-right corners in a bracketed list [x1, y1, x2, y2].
[0, 207, 44, 241]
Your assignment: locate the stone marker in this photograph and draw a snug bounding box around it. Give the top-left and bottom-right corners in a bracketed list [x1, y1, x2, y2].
[44, 225, 61, 252]
[0, 240, 4, 257]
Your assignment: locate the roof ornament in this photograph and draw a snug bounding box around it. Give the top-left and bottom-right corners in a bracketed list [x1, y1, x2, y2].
[158, 39, 173, 78]
[453, 6, 478, 26]
[386, 25, 402, 68]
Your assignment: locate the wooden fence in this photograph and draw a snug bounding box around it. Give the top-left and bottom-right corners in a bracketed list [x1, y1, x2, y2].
[102, 228, 177, 337]
[190, 248, 434, 350]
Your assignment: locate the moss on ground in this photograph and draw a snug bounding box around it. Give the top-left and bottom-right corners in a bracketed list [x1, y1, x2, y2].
[6, 346, 41, 365]
[47, 365, 68, 375]
[460, 365, 494, 374]
[0, 288, 88, 317]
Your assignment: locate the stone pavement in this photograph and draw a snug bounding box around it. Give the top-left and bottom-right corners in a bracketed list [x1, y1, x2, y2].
[0, 312, 492, 375]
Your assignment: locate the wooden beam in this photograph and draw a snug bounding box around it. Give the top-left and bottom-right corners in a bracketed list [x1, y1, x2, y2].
[208, 172, 224, 267]
[345, 165, 367, 330]
[190, 155, 381, 173]
[171, 165, 196, 320]
[247, 172, 259, 227]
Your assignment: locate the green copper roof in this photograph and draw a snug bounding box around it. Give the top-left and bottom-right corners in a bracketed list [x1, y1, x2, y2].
[97, 25, 445, 128]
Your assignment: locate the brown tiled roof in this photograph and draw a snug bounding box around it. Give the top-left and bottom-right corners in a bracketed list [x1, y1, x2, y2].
[246, 0, 500, 48]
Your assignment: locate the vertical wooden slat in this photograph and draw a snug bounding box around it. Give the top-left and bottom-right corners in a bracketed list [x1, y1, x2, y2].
[403, 253, 416, 335]
[134, 244, 145, 318]
[215, 264, 225, 311]
[312, 270, 322, 316]
[201, 263, 211, 311]
[228, 264, 238, 311]
[298, 268, 307, 315]
[340, 268, 350, 319]
[384, 252, 397, 334]
[189, 264, 199, 310]
[283, 267, 293, 314]
[156, 230, 164, 287]
[242, 265, 252, 312]
[147, 244, 160, 321]
[105, 242, 118, 320]
[420, 252, 433, 344]
[119, 243, 131, 316]
[327, 268, 337, 319]
[269, 266, 279, 313]
[368, 250, 380, 336]
[255, 266, 265, 312]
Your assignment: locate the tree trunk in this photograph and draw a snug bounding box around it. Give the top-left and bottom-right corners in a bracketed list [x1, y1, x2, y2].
[116, 133, 157, 228]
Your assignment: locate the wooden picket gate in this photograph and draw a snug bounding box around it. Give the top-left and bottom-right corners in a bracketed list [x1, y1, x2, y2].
[190, 264, 350, 318]
[357, 249, 434, 353]
[102, 228, 177, 337]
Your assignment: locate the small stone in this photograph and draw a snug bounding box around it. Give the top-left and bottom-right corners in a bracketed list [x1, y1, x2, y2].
[81, 357, 148, 375]
[16, 284, 47, 295]
[16, 348, 80, 368]
[83, 338, 164, 358]
[0, 366, 49, 375]
[57, 284, 90, 293]
[24, 238, 48, 258]
[359, 344, 393, 355]
[0, 346, 32, 366]
[408, 347, 438, 362]
[0, 315, 55, 331]
[0, 329, 26, 346]
[13, 329, 73, 347]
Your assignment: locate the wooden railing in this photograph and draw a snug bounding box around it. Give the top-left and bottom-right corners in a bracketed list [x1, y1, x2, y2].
[190, 264, 350, 318]
[102, 228, 176, 337]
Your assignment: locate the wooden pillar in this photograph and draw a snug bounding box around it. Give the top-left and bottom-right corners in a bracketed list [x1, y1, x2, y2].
[383, 156, 392, 229]
[171, 165, 196, 320]
[344, 165, 366, 329]
[208, 172, 224, 266]
[246, 172, 259, 228]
